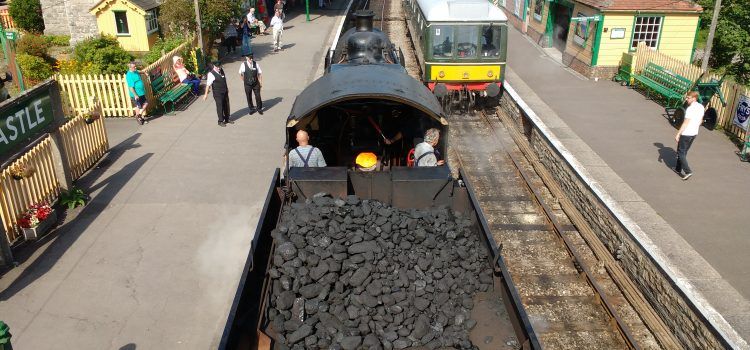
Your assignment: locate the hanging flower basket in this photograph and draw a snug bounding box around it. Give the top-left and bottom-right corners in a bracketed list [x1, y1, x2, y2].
[9, 164, 35, 180]
[84, 114, 100, 124]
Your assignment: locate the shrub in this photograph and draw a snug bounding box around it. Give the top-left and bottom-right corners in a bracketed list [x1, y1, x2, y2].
[16, 34, 50, 58]
[44, 35, 71, 46]
[55, 59, 97, 75]
[17, 53, 53, 83]
[143, 36, 187, 65]
[8, 0, 45, 34]
[73, 35, 133, 74]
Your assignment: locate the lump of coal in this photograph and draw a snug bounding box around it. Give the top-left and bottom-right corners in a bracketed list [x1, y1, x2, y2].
[267, 198, 493, 350]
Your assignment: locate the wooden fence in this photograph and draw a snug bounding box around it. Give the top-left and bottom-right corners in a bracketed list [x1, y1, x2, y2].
[56, 37, 195, 118]
[59, 102, 109, 180]
[633, 42, 749, 143]
[57, 74, 133, 117]
[0, 104, 109, 244]
[0, 8, 15, 30]
[0, 138, 60, 243]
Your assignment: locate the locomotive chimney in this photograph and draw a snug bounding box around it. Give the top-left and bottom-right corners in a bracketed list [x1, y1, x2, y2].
[354, 10, 374, 32]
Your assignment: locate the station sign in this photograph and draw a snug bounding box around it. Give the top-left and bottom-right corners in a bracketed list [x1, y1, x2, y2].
[571, 15, 601, 22]
[0, 87, 54, 156]
[4, 31, 16, 41]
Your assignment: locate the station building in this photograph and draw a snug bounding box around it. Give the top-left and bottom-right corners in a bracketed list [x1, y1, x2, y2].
[498, 0, 702, 78]
[89, 0, 160, 52]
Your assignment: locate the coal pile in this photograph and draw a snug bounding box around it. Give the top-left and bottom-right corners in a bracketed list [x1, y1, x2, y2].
[266, 194, 494, 350]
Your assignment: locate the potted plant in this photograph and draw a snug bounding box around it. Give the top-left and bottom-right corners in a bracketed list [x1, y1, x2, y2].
[17, 202, 57, 240]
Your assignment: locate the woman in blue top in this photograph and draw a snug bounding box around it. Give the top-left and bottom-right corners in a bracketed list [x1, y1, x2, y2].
[125, 62, 149, 125]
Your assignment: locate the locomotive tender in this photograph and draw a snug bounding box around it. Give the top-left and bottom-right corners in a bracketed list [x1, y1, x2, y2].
[403, 0, 508, 112]
[219, 11, 535, 350]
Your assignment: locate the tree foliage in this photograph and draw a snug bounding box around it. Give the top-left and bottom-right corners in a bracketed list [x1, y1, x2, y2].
[158, 0, 239, 50]
[73, 36, 134, 74]
[697, 0, 750, 83]
[8, 0, 45, 34]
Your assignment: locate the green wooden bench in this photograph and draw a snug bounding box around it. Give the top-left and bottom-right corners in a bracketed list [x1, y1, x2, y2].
[150, 74, 192, 114]
[632, 62, 692, 109]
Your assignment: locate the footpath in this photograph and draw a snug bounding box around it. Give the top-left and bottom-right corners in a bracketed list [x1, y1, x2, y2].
[505, 26, 750, 342]
[0, 5, 344, 349]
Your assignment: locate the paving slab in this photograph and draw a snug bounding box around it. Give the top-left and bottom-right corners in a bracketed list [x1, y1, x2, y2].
[0, 4, 345, 349]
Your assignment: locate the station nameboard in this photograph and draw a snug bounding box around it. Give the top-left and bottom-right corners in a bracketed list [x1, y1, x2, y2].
[571, 15, 601, 22]
[0, 87, 54, 156]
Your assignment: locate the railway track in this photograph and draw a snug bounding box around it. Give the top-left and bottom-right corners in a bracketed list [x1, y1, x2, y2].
[362, 1, 678, 348]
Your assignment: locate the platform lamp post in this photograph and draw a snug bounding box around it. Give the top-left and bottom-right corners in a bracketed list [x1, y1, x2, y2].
[194, 0, 205, 64]
[701, 0, 721, 73]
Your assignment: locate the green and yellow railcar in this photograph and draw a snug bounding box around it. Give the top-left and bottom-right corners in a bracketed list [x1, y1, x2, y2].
[404, 0, 508, 111]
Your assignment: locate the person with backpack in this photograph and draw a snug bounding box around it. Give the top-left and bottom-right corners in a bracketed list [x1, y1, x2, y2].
[288, 130, 327, 167]
[238, 54, 264, 115]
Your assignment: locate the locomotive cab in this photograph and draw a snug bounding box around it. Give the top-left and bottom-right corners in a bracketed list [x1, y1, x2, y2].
[286, 64, 448, 171]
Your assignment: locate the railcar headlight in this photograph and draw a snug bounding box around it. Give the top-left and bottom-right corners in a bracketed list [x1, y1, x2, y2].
[438, 71, 445, 78]
[463, 72, 469, 79]
[487, 70, 494, 77]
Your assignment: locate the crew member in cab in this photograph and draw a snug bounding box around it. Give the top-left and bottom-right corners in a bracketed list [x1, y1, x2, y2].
[289, 130, 327, 167]
[414, 128, 444, 166]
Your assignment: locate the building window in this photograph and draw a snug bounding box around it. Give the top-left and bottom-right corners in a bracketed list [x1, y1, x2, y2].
[533, 0, 543, 21]
[573, 13, 591, 47]
[114, 11, 129, 35]
[146, 10, 159, 34]
[631, 16, 661, 50]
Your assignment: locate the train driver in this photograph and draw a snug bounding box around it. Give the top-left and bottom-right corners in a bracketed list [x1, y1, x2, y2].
[414, 128, 444, 166]
[289, 130, 327, 168]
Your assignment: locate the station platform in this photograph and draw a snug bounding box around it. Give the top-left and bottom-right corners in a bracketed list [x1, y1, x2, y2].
[0, 4, 346, 348]
[505, 26, 750, 344]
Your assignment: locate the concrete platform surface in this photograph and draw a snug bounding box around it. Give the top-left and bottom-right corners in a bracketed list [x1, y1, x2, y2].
[505, 26, 750, 344]
[0, 5, 344, 349]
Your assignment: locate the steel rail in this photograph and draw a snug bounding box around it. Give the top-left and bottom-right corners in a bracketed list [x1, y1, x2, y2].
[478, 110, 641, 350]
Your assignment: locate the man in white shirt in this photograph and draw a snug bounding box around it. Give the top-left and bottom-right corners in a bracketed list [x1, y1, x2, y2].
[270, 10, 284, 52]
[246, 8, 267, 34]
[238, 54, 263, 115]
[674, 91, 704, 180]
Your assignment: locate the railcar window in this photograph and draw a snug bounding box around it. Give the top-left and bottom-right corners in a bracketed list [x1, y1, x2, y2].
[456, 26, 478, 59]
[481, 25, 504, 58]
[431, 26, 454, 58]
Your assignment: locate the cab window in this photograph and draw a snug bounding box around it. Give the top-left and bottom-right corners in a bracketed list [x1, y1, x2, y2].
[456, 26, 478, 59]
[430, 26, 453, 58]
[481, 25, 503, 58]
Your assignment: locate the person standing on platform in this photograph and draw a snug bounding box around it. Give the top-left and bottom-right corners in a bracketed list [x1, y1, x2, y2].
[674, 91, 704, 180]
[240, 16, 253, 56]
[274, 0, 284, 19]
[203, 61, 234, 126]
[126, 62, 149, 125]
[238, 54, 264, 115]
[270, 9, 284, 52]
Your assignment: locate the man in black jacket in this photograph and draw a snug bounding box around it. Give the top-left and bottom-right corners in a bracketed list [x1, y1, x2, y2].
[238, 54, 264, 115]
[203, 61, 234, 126]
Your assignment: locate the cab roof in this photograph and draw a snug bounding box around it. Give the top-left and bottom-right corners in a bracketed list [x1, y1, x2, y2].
[415, 0, 508, 22]
[287, 64, 446, 126]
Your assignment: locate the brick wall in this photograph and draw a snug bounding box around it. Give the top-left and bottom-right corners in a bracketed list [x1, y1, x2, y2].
[499, 89, 728, 350]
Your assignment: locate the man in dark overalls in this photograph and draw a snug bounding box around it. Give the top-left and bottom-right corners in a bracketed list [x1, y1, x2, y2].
[238, 54, 264, 115]
[203, 61, 234, 126]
